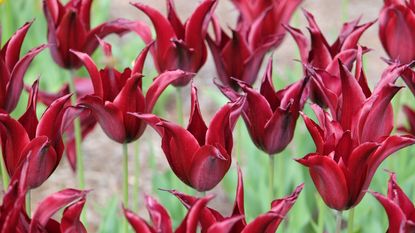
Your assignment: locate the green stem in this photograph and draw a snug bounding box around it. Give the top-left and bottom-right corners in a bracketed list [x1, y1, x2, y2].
[26, 191, 31, 216]
[347, 208, 355, 233]
[269, 155, 275, 202]
[122, 142, 129, 233]
[133, 141, 140, 211]
[335, 211, 343, 233]
[236, 120, 243, 164]
[176, 87, 184, 126]
[0, 150, 8, 191]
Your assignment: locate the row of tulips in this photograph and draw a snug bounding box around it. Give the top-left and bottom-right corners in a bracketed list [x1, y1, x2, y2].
[1, 0, 415, 232]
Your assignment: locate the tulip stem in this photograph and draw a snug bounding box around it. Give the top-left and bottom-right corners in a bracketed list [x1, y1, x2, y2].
[335, 211, 343, 233]
[0, 150, 8, 191]
[68, 70, 87, 227]
[26, 191, 31, 216]
[176, 88, 184, 126]
[122, 142, 129, 233]
[133, 141, 140, 211]
[347, 208, 355, 233]
[269, 155, 275, 201]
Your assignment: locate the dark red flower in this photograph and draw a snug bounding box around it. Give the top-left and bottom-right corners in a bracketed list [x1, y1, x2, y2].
[371, 172, 415, 233]
[0, 22, 46, 112]
[131, 84, 244, 191]
[379, 0, 415, 64]
[296, 63, 415, 210]
[399, 105, 415, 136]
[0, 81, 71, 189]
[285, 11, 373, 107]
[123, 195, 213, 233]
[43, 0, 150, 69]
[168, 167, 304, 233]
[217, 58, 309, 155]
[72, 41, 194, 143]
[131, 0, 216, 86]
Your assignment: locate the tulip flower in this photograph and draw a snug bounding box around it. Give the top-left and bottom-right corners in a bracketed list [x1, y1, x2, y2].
[131, 84, 244, 191]
[400, 66, 415, 96]
[231, 0, 303, 50]
[124, 195, 213, 233]
[296, 63, 415, 210]
[217, 58, 308, 155]
[168, 167, 304, 232]
[371, 172, 415, 233]
[0, 21, 46, 112]
[72, 41, 194, 144]
[43, 0, 150, 69]
[131, 0, 216, 86]
[379, 0, 415, 64]
[285, 11, 373, 107]
[0, 81, 71, 189]
[398, 105, 415, 136]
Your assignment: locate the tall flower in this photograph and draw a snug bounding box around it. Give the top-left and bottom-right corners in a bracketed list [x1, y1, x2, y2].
[43, 0, 150, 69]
[131, 84, 245, 191]
[0, 81, 71, 189]
[207, 0, 302, 90]
[131, 0, 216, 86]
[379, 0, 415, 64]
[72, 41, 194, 143]
[371, 172, 415, 233]
[0, 22, 46, 112]
[217, 58, 309, 155]
[168, 167, 304, 232]
[296, 63, 415, 210]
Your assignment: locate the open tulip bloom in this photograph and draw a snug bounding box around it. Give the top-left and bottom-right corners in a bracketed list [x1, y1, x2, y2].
[0, 22, 46, 113]
[217, 58, 309, 156]
[379, 0, 415, 64]
[371, 172, 415, 233]
[166, 167, 304, 232]
[131, 0, 216, 86]
[71, 40, 194, 144]
[131, 84, 245, 191]
[297, 62, 415, 210]
[43, 0, 150, 69]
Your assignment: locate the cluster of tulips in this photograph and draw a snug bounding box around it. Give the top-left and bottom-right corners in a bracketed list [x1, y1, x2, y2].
[2, 0, 415, 232]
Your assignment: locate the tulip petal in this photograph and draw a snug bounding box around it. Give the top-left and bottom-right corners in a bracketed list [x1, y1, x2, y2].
[18, 80, 39, 139]
[145, 195, 173, 233]
[387, 173, 415, 218]
[0, 21, 32, 70]
[296, 153, 349, 210]
[60, 197, 87, 233]
[187, 85, 208, 145]
[206, 216, 245, 233]
[371, 191, 407, 233]
[123, 206, 154, 233]
[176, 195, 214, 233]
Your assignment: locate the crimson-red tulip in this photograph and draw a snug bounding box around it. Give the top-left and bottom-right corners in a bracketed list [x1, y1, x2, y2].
[0, 81, 71, 189]
[297, 63, 415, 210]
[0, 22, 46, 112]
[217, 58, 309, 155]
[72, 41, 194, 143]
[168, 167, 304, 233]
[379, 0, 415, 64]
[286, 11, 373, 107]
[131, 85, 244, 191]
[43, 0, 150, 69]
[131, 0, 216, 86]
[399, 105, 415, 136]
[123, 195, 213, 233]
[371, 172, 415, 233]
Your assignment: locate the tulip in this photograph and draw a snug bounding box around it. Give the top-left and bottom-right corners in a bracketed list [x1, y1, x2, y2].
[124, 195, 213, 233]
[285, 11, 374, 107]
[296, 63, 415, 210]
[43, 0, 150, 69]
[0, 81, 71, 189]
[371, 172, 415, 233]
[379, 0, 415, 64]
[399, 105, 415, 136]
[131, 0, 216, 86]
[217, 58, 309, 155]
[231, 0, 303, 50]
[168, 167, 304, 232]
[0, 21, 46, 112]
[72, 41, 194, 144]
[131, 84, 244, 191]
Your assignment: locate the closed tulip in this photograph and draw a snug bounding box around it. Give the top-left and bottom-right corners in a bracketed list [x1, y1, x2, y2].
[379, 0, 415, 64]
[131, 85, 244, 191]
